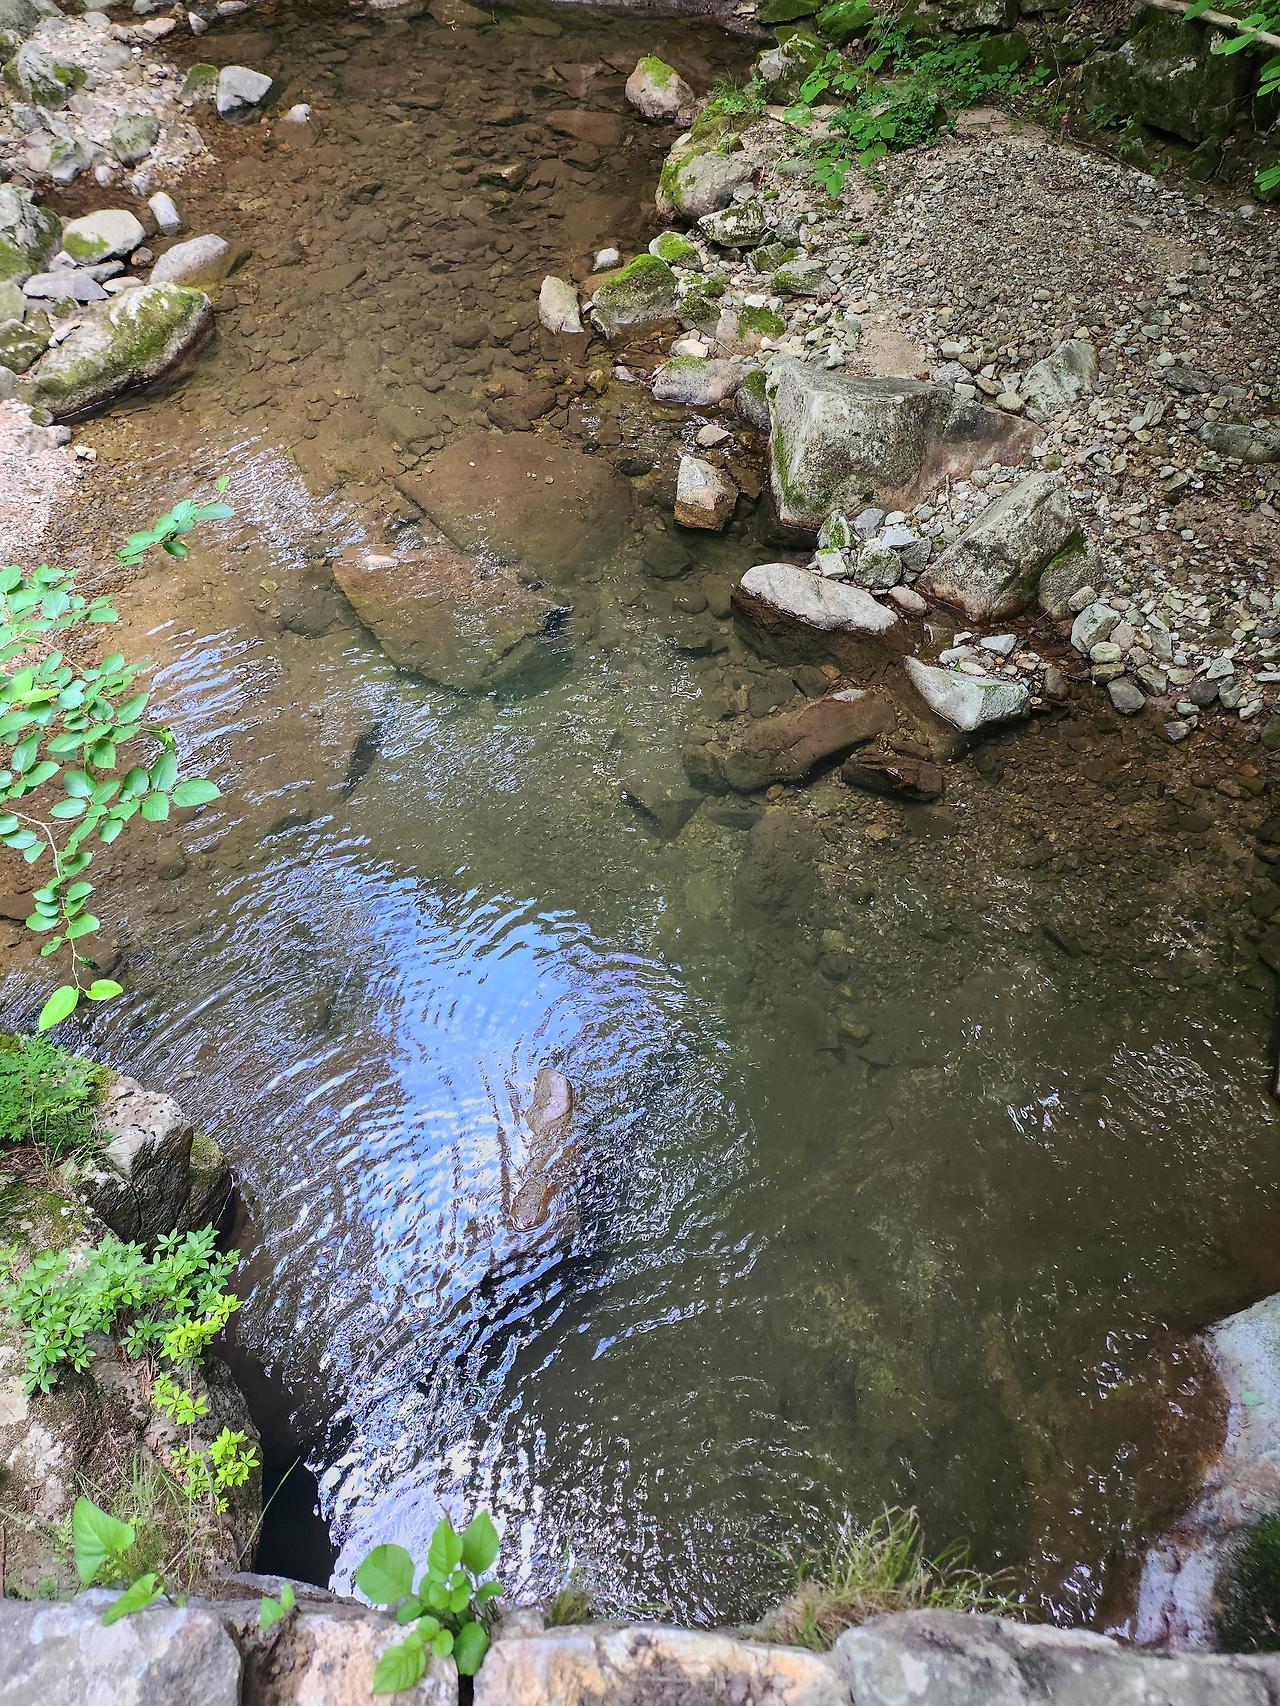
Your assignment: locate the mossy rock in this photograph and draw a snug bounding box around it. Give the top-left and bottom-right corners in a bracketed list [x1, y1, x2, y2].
[972, 30, 1032, 72]
[814, 0, 874, 42]
[737, 364, 771, 430]
[755, 29, 825, 104]
[0, 182, 59, 285]
[634, 52, 677, 87]
[3, 40, 84, 108]
[0, 310, 48, 374]
[677, 272, 728, 336]
[1081, 8, 1256, 144]
[178, 61, 218, 107]
[757, 0, 822, 21]
[737, 303, 787, 337]
[109, 111, 160, 166]
[591, 253, 679, 338]
[649, 230, 701, 267]
[1219, 1516, 1280, 1652]
[657, 130, 755, 221]
[22, 282, 213, 420]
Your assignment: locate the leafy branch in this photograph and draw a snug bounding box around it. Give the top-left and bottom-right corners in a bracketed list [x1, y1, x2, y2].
[0, 484, 233, 1031]
[356, 1513, 502, 1690]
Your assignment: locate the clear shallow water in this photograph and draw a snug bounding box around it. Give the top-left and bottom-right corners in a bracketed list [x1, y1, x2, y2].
[6, 0, 1280, 1628]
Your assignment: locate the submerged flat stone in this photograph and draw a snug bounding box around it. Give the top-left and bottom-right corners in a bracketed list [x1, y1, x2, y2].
[689, 690, 894, 793]
[334, 541, 569, 693]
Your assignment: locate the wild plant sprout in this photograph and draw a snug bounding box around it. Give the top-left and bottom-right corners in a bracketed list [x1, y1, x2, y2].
[0, 485, 232, 1031]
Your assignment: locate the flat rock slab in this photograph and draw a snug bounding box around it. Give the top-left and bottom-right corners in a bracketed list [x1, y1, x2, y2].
[833, 1610, 1280, 1706]
[473, 1625, 846, 1706]
[398, 434, 630, 580]
[334, 543, 568, 693]
[689, 691, 893, 793]
[903, 656, 1030, 734]
[0, 1595, 243, 1706]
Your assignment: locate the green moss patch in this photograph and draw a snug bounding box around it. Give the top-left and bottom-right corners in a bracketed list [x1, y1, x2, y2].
[650, 231, 700, 267]
[1219, 1517, 1280, 1652]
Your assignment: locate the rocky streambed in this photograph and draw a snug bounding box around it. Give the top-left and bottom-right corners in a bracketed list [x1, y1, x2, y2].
[0, 0, 1278, 1678]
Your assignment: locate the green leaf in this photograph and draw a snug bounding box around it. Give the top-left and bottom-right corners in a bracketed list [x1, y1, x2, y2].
[460, 1511, 500, 1575]
[355, 1544, 417, 1607]
[65, 881, 93, 903]
[101, 1574, 162, 1625]
[428, 1517, 463, 1577]
[1242, 1390, 1265, 1407]
[72, 1496, 135, 1585]
[65, 915, 100, 939]
[453, 1620, 489, 1676]
[39, 935, 63, 956]
[87, 979, 123, 1002]
[140, 793, 170, 823]
[38, 984, 80, 1031]
[449, 1578, 472, 1614]
[171, 778, 220, 809]
[394, 1595, 425, 1626]
[474, 1580, 502, 1603]
[431, 1629, 454, 1659]
[371, 1640, 427, 1695]
[150, 750, 179, 792]
[50, 797, 86, 818]
[23, 760, 58, 788]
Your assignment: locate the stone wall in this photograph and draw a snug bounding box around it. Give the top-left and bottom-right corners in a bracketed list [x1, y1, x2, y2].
[6, 1598, 1280, 1704]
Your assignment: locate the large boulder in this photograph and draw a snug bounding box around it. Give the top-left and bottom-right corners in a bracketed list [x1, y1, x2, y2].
[832, 1610, 1279, 1705]
[334, 541, 569, 694]
[398, 433, 631, 580]
[0, 1598, 243, 1706]
[591, 253, 678, 339]
[21, 283, 212, 419]
[651, 355, 742, 406]
[625, 54, 693, 122]
[688, 690, 893, 793]
[0, 183, 60, 284]
[921, 473, 1090, 620]
[1082, 8, 1256, 144]
[903, 656, 1030, 733]
[1135, 1292, 1280, 1648]
[473, 1625, 845, 1706]
[3, 39, 85, 109]
[766, 358, 1024, 532]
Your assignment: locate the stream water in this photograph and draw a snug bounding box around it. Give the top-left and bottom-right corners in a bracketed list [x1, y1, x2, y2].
[6, 0, 1280, 1630]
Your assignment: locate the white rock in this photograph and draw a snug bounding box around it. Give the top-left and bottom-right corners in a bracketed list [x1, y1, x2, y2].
[537, 275, 581, 335]
[734, 564, 898, 635]
[150, 233, 233, 288]
[904, 656, 1031, 731]
[215, 64, 273, 120]
[147, 191, 182, 236]
[674, 454, 736, 530]
[592, 245, 620, 271]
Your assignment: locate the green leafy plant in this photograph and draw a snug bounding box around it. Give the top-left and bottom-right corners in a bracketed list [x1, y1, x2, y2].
[0, 1224, 242, 1395]
[1185, 0, 1280, 193]
[355, 1512, 502, 1690]
[0, 1032, 109, 1157]
[754, 1506, 1014, 1652]
[703, 73, 768, 121]
[259, 1578, 298, 1634]
[0, 484, 231, 1033]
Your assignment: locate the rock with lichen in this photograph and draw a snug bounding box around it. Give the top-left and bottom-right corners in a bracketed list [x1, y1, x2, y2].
[0, 183, 59, 285]
[21, 282, 212, 419]
[591, 253, 678, 339]
[625, 54, 693, 122]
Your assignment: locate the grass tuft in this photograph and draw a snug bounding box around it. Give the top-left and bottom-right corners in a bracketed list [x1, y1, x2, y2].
[754, 1506, 1016, 1652]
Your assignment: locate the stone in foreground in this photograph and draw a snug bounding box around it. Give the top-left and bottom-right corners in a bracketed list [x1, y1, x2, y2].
[656, 131, 755, 221]
[334, 543, 569, 693]
[734, 562, 898, 637]
[473, 1624, 845, 1706]
[21, 283, 212, 419]
[674, 453, 736, 529]
[690, 691, 893, 793]
[79, 1072, 227, 1240]
[216, 63, 273, 119]
[537, 274, 581, 334]
[904, 656, 1030, 733]
[0, 1598, 242, 1706]
[625, 54, 693, 122]
[922, 472, 1088, 621]
[767, 358, 1024, 532]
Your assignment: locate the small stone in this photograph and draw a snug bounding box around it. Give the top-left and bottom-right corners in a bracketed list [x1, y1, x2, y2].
[537, 275, 581, 335]
[1108, 677, 1146, 716]
[674, 454, 736, 530]
[215, 64, 273, 120]
[593, 246, 620, 271]
[147, 191, 182, 236]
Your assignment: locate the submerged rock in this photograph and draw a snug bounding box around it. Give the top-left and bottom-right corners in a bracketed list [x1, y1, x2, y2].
[766, 358, 1024, 532]
[21, 282, 212, 419]
[625, 53, 692, 122]
[674, 453, 736, 529]
[591, 253, 678, 339]
[904, 655, 1030, 733]
[399, 433, 630, 580]
[505, 1065, 576, 1232]
[689, 691, 893, 793]
[334, 542, 569, 694]
[842, 752, 944, 801]
[922, 472, 1089, 620]
[0, 183, 60, 284]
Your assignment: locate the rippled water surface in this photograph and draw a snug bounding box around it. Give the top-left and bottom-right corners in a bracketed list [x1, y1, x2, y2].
[8, 0, 1280, 1628]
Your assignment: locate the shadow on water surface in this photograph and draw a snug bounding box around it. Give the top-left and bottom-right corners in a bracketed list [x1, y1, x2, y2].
[3, 0, 1278, 1634]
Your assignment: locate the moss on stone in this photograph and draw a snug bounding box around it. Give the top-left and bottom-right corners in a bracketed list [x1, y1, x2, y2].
[738, 304, 786, 337]
[635, 53, 676, 88]
[650, 231, 700, 266]
[178, 61, 218, 107]
[22, 282, 212, 420]
[592, 254, 678, 335]
[1218, 1516, 1280, 1652]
